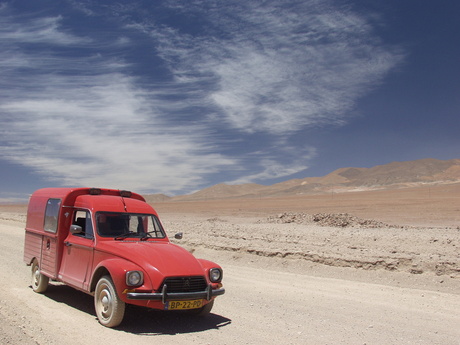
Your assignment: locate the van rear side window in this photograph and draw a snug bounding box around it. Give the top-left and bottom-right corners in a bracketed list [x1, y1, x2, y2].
[44, 198, 61, 233]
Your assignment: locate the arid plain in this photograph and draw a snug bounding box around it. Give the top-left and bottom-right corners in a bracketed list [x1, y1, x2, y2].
[0, 181, 459, 344]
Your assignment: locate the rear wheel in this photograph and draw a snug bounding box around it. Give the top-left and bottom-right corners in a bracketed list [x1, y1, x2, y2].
[31, 260, 49, 293]
[94, 276, 125, 328]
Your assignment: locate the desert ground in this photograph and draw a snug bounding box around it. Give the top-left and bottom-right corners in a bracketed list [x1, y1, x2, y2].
[0, 184, 459, 344]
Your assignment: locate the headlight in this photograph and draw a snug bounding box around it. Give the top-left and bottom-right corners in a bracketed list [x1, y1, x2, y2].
[209, 268, 223, 283]
[126, 271, 143, 286]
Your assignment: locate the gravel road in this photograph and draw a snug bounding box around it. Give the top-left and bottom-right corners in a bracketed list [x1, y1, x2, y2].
[1, 210, 459, 345]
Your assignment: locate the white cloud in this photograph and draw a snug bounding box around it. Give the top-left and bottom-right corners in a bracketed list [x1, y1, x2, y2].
[0, 10, 236, 195]
[0, 194, 29, 204]
[0, 14, 89, 45]
[0, 72, 236, 194]
[0, 1, 405, 198]
[151, 0, 404, 134]
[226, 146, 317, 185]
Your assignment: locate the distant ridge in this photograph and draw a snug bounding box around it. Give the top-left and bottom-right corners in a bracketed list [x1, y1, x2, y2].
[143, 194, 172, 203]
[171, 183, 266, 201]
[144, 158, 460, 201]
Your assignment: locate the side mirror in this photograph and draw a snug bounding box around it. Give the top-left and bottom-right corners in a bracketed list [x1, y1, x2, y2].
[174, 232, 183, 240]
[70, 224, 83, 235]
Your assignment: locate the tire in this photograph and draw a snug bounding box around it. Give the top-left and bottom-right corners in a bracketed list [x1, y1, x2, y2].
[94, 276, 125, 328]
[31, 260, 49, 293]
[189, 300, 214, 316]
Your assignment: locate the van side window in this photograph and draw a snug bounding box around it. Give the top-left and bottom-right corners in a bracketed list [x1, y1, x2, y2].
[73, 210, 94, 239]
[44, 198, 61, 233]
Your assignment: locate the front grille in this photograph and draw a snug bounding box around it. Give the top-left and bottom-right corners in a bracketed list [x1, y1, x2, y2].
[161, 276, 207, 293]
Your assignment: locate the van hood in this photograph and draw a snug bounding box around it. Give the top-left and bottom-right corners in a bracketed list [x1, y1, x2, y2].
[97, 240, 206, 284]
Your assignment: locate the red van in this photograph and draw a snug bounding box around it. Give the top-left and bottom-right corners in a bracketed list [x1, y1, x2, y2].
[23, 188, 224, 327]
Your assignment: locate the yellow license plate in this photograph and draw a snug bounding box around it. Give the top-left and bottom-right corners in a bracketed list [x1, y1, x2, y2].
[166, 299, 203, 310]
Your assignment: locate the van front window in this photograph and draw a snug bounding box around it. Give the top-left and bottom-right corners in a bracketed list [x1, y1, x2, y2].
[96, 213, 166, 239]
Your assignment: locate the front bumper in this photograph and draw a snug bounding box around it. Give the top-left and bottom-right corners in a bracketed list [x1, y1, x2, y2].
[127, 283, 225, 304]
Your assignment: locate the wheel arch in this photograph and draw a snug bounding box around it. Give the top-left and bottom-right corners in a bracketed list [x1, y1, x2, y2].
[90, 266, 110, 292]
[89, 258, 151, 293]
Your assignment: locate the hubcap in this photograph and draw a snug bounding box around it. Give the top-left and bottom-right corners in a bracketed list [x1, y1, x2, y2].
[33, 267, 40, 286]
[99, 287, 112, 318]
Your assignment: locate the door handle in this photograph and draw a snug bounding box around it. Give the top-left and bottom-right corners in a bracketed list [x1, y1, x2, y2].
[64, 241, 72, 247]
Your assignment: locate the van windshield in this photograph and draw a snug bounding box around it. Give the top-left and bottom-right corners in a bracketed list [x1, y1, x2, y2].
[96, 212, 166, 239]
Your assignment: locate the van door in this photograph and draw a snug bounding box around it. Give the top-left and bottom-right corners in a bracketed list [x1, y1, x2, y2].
[59, 210, 94, 291]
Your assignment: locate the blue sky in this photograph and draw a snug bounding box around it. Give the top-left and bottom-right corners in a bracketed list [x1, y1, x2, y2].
[1, 0, 459, 203]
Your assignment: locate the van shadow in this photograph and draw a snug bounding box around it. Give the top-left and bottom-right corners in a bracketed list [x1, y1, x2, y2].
[43, 283, 95, 316]
[121, 305, 232, 335]
[40, 283, 232, 335]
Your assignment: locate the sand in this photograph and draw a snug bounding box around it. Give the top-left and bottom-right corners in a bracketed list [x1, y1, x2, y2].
[0, 185, 459, 344]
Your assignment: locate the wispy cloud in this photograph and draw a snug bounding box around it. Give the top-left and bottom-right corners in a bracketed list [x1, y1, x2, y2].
[148, 0, 404, 134]
[0, 1, 404, 198]
[0, 8, 235, 194]
[0, 13, 88, 45]
[0, 72, 236, 193]
[0, 193, 29, 204]
[227, 146, 317, 185]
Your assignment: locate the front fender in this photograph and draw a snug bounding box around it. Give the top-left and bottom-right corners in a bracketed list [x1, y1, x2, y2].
[90, 258, 153, 294]
[197, 259, 223, 282]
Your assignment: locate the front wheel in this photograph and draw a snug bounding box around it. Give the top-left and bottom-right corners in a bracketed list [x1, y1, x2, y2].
[94, 276, 125, 328]
[31, 260, 49, 293]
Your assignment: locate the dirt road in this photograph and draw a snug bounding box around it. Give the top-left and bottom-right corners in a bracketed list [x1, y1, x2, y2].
[1, 211, 459, 345]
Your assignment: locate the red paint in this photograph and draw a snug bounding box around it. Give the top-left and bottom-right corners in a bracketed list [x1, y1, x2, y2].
[24, 188, 224, 326]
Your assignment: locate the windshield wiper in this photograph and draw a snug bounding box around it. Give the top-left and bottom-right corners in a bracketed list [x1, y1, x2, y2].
[140, 231, 164, 241]
[140, 232, 153, 241]
[114, 232, 136, 240]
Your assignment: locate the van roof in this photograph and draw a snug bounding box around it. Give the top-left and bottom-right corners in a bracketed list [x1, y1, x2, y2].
[30, 188, 145, 203]
[26, 188, 153, 232]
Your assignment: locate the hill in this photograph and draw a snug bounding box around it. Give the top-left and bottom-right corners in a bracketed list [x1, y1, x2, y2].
[143, 194, 172, 203]
[171, 183, 266, 201]
[145, 158, 460, 201]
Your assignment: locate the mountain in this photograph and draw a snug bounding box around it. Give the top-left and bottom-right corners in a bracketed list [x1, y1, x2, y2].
[171, 183, 266, 201]
[145, 158, 460, 201]
[333, 159, 460, 186]
[143, 194, 172, 203]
